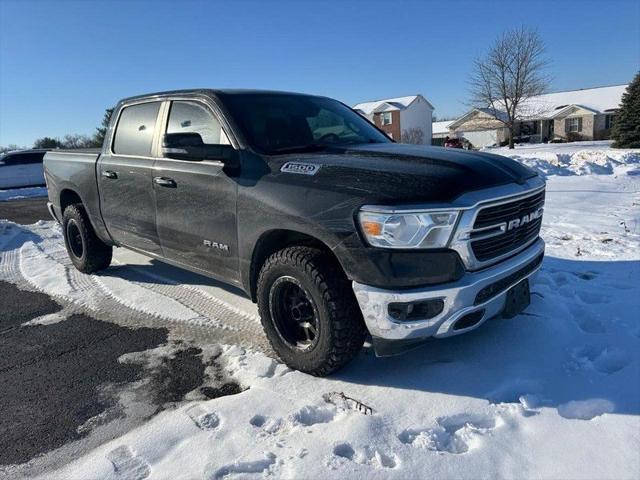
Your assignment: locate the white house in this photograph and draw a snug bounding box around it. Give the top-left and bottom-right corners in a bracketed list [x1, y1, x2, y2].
[353, 95, 434, 144]
[444, 84, 627, 148]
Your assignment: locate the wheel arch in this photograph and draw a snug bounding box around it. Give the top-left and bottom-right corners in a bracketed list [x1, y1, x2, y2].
[248, 229, 343, 302]
[59, 188, 83, 213]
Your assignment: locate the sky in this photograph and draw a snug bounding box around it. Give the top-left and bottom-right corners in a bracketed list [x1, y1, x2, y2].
[0, 0, 639, 147]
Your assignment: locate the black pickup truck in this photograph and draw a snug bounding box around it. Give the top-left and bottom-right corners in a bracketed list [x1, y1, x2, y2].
[44, 89, 545, 375]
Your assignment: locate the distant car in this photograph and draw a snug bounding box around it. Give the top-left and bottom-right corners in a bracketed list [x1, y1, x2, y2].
[0, 149, 47, 188]
[444, 137, 464, 149]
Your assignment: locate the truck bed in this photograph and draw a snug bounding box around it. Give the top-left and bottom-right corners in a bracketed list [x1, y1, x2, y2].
[43, 149, 108, 238]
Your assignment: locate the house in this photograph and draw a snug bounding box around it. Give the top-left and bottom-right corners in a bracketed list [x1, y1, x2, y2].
[444, 84, 627, 148]
[353, 95, 434, 144]
[431, 120, 454, 146]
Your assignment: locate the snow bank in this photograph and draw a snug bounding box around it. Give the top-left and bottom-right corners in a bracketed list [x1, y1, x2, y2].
[485, 141, 640, 176]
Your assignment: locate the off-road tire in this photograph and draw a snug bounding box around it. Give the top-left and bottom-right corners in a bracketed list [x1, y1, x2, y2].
[62, 204, 112, 274]
[257, 246, 366, 376]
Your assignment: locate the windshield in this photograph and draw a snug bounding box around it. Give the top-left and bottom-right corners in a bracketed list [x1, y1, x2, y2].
[219, 93, 391, 154]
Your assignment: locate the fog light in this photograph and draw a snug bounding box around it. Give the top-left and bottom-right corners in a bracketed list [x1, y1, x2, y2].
[388, 299, 444, 321]
[453, 310, 485, 330]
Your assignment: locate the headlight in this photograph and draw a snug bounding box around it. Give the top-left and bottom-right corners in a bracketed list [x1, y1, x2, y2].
[358, 207, 459, 249]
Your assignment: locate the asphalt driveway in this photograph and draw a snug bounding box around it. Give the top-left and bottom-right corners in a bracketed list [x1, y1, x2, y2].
[0, 197, 242, 478]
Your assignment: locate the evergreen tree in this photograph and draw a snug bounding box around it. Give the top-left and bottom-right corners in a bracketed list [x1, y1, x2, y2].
[33, 137, 62, 149]
[93, 108, 114, 147]
[612, 72, 640, 148]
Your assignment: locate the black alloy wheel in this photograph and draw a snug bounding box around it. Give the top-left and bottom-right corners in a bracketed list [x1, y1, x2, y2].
[66, 219, 84, 259]
[269, 276, 320, 350]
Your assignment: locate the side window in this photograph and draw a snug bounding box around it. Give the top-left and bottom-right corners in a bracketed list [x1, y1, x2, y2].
[21, 153, 45, 164]
[112, 102, 161, 156]
[565, 117, 582, 133]
[0, 153, 40, 165]
[166, 101, 229, 146]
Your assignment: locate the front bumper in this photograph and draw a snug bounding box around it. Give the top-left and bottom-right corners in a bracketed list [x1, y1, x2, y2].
[352, 238, 544, 352]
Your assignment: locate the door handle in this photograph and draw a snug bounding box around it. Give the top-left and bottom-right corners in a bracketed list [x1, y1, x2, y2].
[153, 176, 177, 188]
[102, 170, 118, 179]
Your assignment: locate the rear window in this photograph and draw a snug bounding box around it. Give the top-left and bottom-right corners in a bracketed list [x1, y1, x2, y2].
[112, 102, 161, 157]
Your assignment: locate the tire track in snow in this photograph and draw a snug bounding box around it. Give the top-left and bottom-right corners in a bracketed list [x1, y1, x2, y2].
[120, 262, 262, 325]
[2, 220, 268, 351]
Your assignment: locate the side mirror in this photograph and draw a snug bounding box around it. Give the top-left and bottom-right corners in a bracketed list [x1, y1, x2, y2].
[162, 133, 240, 170]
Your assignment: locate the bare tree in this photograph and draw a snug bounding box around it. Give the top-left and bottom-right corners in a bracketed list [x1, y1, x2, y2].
[469, 27, 549, 149]
[60, 134, 95, 149]
[401, 128, 425, 144]
[0, 144, 24, 154]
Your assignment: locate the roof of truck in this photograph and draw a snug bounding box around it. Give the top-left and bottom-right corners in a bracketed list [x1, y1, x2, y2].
[119, 88, 321, 104]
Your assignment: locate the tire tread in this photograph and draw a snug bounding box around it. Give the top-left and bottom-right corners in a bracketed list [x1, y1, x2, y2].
[257, 246, 366, 376]
[63, 204, 112, 273]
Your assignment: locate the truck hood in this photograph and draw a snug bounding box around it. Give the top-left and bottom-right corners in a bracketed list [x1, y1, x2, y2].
[270, 143, 538, 204]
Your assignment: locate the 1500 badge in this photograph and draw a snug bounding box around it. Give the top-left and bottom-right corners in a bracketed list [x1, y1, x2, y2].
[280, 162, 320, 175]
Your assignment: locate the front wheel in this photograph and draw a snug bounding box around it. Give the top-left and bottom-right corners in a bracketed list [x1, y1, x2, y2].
[257, 246, 366, 376]
[62, 204, 112, 274]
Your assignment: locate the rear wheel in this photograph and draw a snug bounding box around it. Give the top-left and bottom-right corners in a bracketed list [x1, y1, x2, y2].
[62, 204, 112, 274]
[257, 246, 366, 376]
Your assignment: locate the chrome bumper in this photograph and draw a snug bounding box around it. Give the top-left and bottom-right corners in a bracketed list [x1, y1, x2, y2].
[352, 239, 544, 345]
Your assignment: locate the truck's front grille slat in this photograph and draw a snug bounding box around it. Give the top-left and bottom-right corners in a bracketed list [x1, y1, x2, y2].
[473, 190, 545, 229]
[470, 189, 545, 262]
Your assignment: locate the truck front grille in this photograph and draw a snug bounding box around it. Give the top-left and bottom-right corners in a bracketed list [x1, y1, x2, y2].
[474, 190, 545, 228]
[470, 189, 545, 262]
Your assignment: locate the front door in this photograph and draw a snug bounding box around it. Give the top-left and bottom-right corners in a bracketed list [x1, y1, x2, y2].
[97, 101, 163, 255]
[153, 100, 239, 284]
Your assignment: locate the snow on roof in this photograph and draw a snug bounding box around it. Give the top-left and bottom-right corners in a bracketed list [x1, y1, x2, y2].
[353, 95, 420, 115]
[432, 120, 454, 134]
[451, 84, 628, 127]
[517, 84, 627, 119]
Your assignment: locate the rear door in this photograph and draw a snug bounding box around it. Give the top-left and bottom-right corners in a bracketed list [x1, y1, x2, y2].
[152, 99, 240, 283]
[97, 101, 163, 255]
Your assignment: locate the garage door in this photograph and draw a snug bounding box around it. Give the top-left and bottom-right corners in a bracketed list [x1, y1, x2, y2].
[459, 130, 498, 148]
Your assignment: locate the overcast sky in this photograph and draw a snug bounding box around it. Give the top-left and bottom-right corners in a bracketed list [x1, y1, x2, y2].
[1, 0, 638, 147]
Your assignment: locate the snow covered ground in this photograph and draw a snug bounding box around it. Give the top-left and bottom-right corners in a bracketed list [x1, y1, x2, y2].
[1, 144, 639, 479]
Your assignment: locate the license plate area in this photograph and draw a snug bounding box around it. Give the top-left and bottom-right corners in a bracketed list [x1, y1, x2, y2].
[502, 278, 530, 318]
